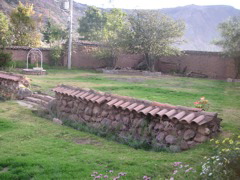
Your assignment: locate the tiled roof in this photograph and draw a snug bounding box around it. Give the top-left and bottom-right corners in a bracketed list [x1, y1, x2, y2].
[52, 85, 218, 126]
[5, 46, 51, 51]
[0, 71, 25, 82]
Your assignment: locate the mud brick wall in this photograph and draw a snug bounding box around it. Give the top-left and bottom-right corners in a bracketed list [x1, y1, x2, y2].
[53, 85, 221, 151]
[0, 71, 30, 99]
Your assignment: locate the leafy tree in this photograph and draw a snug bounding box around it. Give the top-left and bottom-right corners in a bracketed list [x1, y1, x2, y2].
[78, 7, 127, 67]
[10, 2, 41, 47]
[78, 6, 106, 41]
[120, 10, 185, 71]
[214, 16, 240, 78]
[42, 19, 67, 47]
[0, 12, 11, 48]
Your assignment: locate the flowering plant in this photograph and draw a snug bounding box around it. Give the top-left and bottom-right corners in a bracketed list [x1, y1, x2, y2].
[168, 162, 196, 180]
[194, 97, 209, 111]
[200, 135, 240, 179]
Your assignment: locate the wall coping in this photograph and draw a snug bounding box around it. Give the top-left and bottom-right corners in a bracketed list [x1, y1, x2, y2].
[53, 84, 219, 126]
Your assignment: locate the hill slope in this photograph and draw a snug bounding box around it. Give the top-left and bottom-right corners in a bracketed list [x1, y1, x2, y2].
[1, 0, 240, 51]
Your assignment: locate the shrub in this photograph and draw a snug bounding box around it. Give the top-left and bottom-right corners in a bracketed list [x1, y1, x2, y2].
[0, 51, 12, 68]
[194, 96, 210, 111]
[199, 135, 240, 179]
[49, 45, 63, 66]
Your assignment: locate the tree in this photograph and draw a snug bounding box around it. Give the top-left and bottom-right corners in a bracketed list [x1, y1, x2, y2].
[42, 19, 67, 47]
[120, 10, 185, 71]
[78, 7, 127, 67]
[10, 2, 41, 47]
[0, 12, 11, 48]
[78, 6, 106, 41]
[214, 16, 240, 78]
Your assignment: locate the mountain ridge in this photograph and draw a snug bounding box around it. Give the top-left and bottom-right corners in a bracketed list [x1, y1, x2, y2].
[1, 0, 240, 51]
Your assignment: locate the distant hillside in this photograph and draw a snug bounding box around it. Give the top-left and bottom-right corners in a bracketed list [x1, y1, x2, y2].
[1, 0, 240, 51]
[161, 5, 240, 51]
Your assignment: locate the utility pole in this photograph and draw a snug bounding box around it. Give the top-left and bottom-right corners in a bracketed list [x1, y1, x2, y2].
[67, 0, 73, 69]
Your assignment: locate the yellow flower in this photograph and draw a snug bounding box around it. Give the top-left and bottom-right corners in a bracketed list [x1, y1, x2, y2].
[215, 140, 220, 144]
[229, 140, 234, 144]
[238, 135, 240, 139]
[236, 142, 240, 145]
[235, 148, 240, 150]
[210, 139, 214, 142]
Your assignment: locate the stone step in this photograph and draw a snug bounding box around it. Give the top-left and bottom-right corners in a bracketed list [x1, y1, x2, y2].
[32, 93, 55, 102]
[24, 97, 48, 107]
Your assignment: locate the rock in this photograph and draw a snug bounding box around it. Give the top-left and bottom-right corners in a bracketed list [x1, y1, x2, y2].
[227, 78, 233, 82]
[165, 135, 177, 145]
[53, 118, 63, 125]
[194, 133, 209, 143]
[17, 87, 32, 100]
[83, 114, 91, 121]
[123, 116, 130, 125]
[187, 141, 197, 148]
[101, 110, 109, 117]
[180, 140, 189, 150]
[169, 145, 181, 152]
[115, 114, 121, 121]
[198, 126, 211, 135]
[156, 132, 166, 142]
[92, 106, 101, 116]
[154, 123, 164, 131]
[84, 107, 92, 116]
[183, 129, 196, 140]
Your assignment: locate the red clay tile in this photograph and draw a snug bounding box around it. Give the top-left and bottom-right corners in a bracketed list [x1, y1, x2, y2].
[133, 104, 145, 112]
[140, 106, 154, 115]
[119, 102, 131, 109]
[148, 107, 160, 116]
[126, 103, 138, 111]
[181, 113, 196, 123]
[107, 99, 119, 106]
[113, 100, 125, 108]
[84, 94, 95, 100]
[156, 109, 168, 117]
[95, 96, 106, 104]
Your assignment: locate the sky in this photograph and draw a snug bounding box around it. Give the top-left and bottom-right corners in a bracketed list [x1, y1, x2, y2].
[74, 0, 240, 9]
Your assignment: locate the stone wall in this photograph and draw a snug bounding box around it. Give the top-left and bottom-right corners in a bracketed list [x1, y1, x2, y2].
[53, 85, 221, 151]
[0, 71, 31, 99]
[4, 46, 51, 64]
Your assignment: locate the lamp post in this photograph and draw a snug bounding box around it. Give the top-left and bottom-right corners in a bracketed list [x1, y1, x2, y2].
[67, 0, 73, 70]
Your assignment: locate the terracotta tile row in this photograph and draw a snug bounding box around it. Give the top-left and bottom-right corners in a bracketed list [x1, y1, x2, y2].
[0, 72, 23, 82]
[53, 85, 218, 126]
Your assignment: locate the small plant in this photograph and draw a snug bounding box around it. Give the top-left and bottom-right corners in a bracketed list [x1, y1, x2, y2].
[194, 96, 210, 110]
[199, 135, 240, 179]
[168, 162, 196, 180]
[49, 45, 63, 66]
[0, 51, 13, 68]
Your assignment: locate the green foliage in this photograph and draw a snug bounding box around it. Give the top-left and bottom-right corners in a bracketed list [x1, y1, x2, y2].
[49, 45, 63, 66]
[0, 12, 11, 48]
[0, 51, 12, 68]
[78, 7, 127, 67]
[78, 6, 107, 41]
[214, 16, 240, 77]
[120, 10, 185, 71]
[10, 2, 41, 47]
[42, 19, 67, 46]
[200, 136, 240, 179]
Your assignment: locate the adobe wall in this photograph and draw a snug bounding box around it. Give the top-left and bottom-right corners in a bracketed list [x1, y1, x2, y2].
[53, 85, 221, 152]
[4, 47, 51, 64]
[156, 51, 236, 79]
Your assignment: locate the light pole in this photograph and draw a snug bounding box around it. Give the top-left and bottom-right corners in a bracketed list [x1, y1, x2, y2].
[67, 0, 73, 70]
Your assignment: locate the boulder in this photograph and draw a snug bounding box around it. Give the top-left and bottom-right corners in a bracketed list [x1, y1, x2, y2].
[156, 132, 166, 142]
[180, 140, 189, 150]
[183, 129, 196, 140]
[165, 135, 177, 144]
[198, 126, 211, 135]
[53, 118, 63, 125]
[17, 87, 32, 100]
[194, 133, 209, 143]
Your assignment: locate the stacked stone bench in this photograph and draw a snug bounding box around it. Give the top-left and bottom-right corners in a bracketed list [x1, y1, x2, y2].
[52, 84, 221, 151]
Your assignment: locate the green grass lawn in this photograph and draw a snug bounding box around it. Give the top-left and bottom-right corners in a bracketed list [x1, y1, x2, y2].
[0, 69, 240, 179]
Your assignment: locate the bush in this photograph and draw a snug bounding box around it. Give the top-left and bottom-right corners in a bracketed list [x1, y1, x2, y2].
[0, 51, 12, 68]
[49, 45, 63, 66]
[199, 135, 240, 179]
